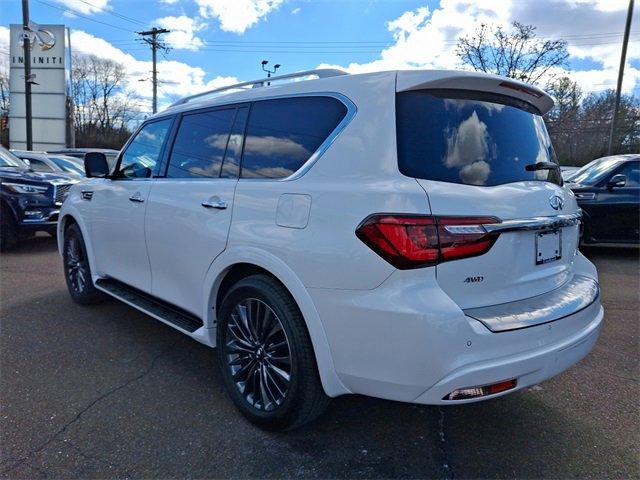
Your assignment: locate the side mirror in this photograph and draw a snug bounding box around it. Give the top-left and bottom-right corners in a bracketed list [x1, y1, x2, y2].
[607, 174, 626, 189]
[84, 152, 109, 178]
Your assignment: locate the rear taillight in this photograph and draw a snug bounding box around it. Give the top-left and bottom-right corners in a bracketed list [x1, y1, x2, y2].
[355, 214, 500, 269]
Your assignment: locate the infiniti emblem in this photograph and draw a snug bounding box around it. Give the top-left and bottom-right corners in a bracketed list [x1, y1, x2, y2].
[549, 194, 564, 211]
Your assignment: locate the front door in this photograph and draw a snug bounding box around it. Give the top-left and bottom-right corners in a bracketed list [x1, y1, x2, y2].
[146, 106, 248, 316]
[89, 118, 173, 292]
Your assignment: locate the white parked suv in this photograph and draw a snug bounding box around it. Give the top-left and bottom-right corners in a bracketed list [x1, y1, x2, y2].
[58, 69, 603, 430]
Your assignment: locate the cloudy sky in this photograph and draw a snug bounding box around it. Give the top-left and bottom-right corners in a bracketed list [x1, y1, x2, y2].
[1, 0, 638, 114]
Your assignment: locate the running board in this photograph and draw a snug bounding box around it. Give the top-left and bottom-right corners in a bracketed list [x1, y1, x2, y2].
[95, 278, 204, 333]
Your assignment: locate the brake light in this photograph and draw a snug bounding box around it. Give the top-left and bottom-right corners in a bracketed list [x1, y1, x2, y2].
[498, 81, 543, 98]
[355, 214, 500, 269]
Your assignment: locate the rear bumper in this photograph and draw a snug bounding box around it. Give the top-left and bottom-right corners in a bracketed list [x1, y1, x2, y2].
[414, 301, 603, 404]
[308, 253, 603, 403]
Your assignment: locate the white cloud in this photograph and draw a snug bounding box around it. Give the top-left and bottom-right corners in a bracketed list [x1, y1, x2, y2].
[54, 0, 109, 15]
[160, 0, 180, 4]
[319, 0, 639, 95]
[156, 15, 207, 51]
[196, 0, 284, 34]
[68, 30, 239, 112]
[291, 7, 301, 15]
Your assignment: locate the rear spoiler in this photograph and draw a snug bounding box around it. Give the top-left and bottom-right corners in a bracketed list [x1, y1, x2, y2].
[396, 70, 554, 115]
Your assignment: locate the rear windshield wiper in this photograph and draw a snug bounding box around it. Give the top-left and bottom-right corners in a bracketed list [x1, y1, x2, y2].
[525, 162, 560, 172]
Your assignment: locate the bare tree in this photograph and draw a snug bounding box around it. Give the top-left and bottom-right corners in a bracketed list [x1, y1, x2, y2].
[545, 77, 583, 163]
[456, 22, 569, 84]
[71, 54, 142, 148]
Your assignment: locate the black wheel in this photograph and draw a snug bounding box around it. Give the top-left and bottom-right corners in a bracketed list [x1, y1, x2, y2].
[0, 203, 18, 251]
[217, 274, 329, 430]
[63, 224, 105, 305]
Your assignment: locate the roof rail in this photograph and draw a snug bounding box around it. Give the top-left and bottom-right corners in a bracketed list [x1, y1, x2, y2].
[169, 68, 348, 107]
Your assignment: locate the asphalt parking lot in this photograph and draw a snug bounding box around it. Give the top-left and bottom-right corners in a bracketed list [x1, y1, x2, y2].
[0, 236, 638, 479]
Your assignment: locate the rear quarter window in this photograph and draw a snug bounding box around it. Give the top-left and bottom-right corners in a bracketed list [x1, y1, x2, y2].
[396, 90, 561, 186]
[241, 96, 347, 179]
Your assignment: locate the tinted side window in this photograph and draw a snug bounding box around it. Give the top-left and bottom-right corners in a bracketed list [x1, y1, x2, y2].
[616, 161, 640, 187]
[241, 97, 347, 179]
[167, 108, 235, 179]
[221, 107, 248, 179]
[119, 119, 172, 179]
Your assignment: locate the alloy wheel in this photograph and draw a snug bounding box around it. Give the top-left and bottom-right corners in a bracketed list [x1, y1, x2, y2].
[224, 298, 292, 411]
[66, 236, 87, 294]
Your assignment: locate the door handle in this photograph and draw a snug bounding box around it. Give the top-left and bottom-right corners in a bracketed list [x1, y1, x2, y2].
[129, 192, 145, 203]
[201, 199, 228, 210]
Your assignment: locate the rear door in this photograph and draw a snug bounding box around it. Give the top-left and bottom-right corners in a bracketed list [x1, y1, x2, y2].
[396, 87, 580, 309]
[145, 105, 248, 316]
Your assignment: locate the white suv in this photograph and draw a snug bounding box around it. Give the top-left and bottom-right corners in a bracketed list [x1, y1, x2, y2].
[58, 69, 603, 430]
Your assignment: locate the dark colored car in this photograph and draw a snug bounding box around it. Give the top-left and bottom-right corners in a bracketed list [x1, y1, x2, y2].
[0, 146, 77, 250]
[568, 154, 640, 245]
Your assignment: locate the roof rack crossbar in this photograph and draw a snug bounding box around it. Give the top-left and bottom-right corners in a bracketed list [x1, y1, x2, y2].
[169, 68, 348, 107]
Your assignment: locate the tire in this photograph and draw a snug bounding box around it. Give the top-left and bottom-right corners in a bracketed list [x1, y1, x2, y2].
[216, 274, 329, 430]
[63, 224, 105, 305]
[0, 203, 18, 252]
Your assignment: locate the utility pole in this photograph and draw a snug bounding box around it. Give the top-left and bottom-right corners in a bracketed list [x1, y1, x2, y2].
[608, 0, 634, 155]
[138, 28, 170, 114]
[21, 0, 33, 150]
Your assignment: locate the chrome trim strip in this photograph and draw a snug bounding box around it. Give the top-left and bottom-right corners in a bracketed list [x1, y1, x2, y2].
[483, 212, 582, 233]
[444, 212, 582, 235]
[464, 274, 599, 333]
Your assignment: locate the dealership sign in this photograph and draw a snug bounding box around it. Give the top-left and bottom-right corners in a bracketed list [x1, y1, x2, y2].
[9, 24, 72, 150]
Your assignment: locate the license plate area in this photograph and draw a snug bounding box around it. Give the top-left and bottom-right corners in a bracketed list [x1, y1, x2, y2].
[535, 229, 562, 265]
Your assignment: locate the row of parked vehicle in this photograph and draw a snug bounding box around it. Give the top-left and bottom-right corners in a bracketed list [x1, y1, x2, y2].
[0, 146, 118, 250]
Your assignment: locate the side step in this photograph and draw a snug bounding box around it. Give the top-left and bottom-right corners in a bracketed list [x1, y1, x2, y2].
[95, 278, 204, 333]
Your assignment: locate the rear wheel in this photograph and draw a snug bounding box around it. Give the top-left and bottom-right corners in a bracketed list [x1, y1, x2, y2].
[0, 203, 18, 251]
[63, 224, 104, 305]
[217, 274, 329, 430]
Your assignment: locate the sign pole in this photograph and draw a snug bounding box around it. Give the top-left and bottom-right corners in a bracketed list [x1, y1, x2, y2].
[21, 0, 33, 150]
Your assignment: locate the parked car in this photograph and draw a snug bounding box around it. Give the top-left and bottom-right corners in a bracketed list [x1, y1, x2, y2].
[567, 154, 639, 245]
[47, 155, 87, 177]
[57, 69, 602, 430]
[560, 165, 580, 181]
[12, 150, 85, 178]
[0, 146, 77, 250]
[48, 148, 120, 170]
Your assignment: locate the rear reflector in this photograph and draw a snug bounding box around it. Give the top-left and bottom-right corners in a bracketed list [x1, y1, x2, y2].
[443, 379, 518, 401]
[355, 214, 500, 269]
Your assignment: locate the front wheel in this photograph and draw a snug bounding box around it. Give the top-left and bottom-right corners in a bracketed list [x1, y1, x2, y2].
[63, 224, 105, 305]
[216, 274, 329, 430]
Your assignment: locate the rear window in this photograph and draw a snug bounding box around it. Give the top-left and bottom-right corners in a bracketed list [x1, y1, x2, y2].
[396, 90, 561, 186]
[241, 96, 347, 179]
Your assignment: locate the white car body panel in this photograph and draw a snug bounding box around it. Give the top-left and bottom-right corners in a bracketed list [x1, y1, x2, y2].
[58, 68, 603, 405]
[145, 178, 237, 316]
[89, 178, 153, 292]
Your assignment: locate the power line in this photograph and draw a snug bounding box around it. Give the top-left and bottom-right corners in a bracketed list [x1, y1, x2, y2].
[70, 0, 147, 27]
[34, 0, 133, 32]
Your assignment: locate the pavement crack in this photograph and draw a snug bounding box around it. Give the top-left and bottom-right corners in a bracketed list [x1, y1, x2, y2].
[438, 406, 455, 480]
[0, 342, 175, 476]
